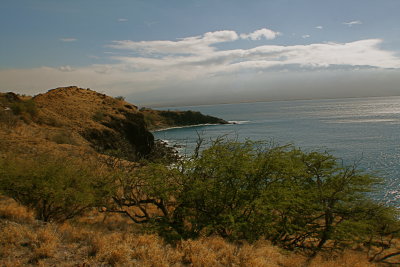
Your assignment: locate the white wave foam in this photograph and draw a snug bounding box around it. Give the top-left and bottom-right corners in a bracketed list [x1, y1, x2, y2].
[152, 123, 222, 132]
[228, 120, 250, 124]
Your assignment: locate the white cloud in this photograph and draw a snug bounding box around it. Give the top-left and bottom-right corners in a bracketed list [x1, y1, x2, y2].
[343, 20, 362, 26]
[58, 65, 74, 72]
[108, 30, 239, 55]
[108, 28, 279, 57]
[315, 26, 323, 29]
[101, 38, 400, 72]
[117, 18, 128, 22]
[59, 38, 77, 42]
[302, 35, 311, 39]
[2, 29, 400, 101]
[240, 28, 281, 40]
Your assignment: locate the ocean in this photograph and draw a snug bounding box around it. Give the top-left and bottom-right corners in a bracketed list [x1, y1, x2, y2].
[153, 96, 400, 207]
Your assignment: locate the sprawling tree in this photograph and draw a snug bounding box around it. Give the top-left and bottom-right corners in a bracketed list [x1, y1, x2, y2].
[1, 137, 397, 259]
[106, 138, 399, 254]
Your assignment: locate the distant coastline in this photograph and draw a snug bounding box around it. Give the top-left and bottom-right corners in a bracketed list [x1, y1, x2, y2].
[141, 108, 229, 131]
[152, 121, 250, 132]
[152, 123, 225, 132]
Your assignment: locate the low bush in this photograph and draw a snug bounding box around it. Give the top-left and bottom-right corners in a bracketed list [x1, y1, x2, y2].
[10, 99, 37, 117]
[106, 138, 400, 256]
[0, 153, 113, 222]
[50, 130, 76, 145]
[92, 110, 106, 122]
[0, 109, 18, 128]
[1, 137, 398, 260]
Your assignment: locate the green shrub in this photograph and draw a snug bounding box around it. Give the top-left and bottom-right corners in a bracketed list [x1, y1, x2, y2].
[92, 111, 106, 122]
[107, 139, 399, 253]
[114, 96, 125, 101]
[0, 154, 113, 222]
[143, 113, 156, 127]
[37, 115, 62, 127]
[0, 110, 18, 128]
[10, 99, 37, 117]
[177, 140, 399, 250]
[50, 130, 76, 145]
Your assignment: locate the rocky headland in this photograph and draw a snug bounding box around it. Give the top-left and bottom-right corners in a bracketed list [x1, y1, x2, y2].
[0, 86, 228, 160]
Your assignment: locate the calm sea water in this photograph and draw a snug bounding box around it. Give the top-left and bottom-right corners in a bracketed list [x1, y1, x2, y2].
[153, 96, 400, 207]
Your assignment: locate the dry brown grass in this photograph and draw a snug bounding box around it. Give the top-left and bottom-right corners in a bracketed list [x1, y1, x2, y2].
[0, 197, 390, 267]
[0, 222, 59, 265]
[28, 225, 60, 264]
[0, 196, 34, 223]
[306, 251, 377, 267]
[0, 86, 146, 162]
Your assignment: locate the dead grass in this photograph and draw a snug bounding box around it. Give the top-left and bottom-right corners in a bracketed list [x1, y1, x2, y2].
[0, 196, 34, 223]
[235, 240, 290, 267]
[0, 222, 58, 265]
[0, 86, 145, 162]
[0, 197, 390, 267]
[306, 251, 376, 267]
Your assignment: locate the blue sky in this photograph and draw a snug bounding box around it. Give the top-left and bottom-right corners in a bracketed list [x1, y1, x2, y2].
[1, 0, 400, 106]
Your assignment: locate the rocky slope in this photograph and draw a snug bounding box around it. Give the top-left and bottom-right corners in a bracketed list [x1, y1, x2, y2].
[0, 86, 227, 160]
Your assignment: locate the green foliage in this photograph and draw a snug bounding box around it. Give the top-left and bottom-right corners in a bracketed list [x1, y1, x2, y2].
[36, 115, 63, 127]
[107, 138, 399, 253]
[10, 99, 37, 118]
[174, 140, 274, 240]
[114, 96, 125, 101]
[2, 133, 396, 254]
[146, 140, 181, 164]
[107, 160, 182, 219]
[179, 140, 399, 251]
[50, 130, 76, 145]
[0, 153, 113, 222]
[143, 113, 156, 128]
[159, 110, 226, 126]
[0, 109, 18, 128]
[141, 108, 227, 130]
[92, 110, 106, 122]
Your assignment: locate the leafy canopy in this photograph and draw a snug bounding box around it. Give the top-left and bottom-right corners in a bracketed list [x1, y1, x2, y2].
[0, 153, 113, 222]
[106, 138, 399, 252]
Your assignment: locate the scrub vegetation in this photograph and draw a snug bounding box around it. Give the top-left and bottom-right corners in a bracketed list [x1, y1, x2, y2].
[0, 87, 399, 266]
[1, 139, 399, 266]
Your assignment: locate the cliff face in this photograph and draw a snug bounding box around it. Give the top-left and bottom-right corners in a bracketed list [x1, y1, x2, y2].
[1, 86, 154, 160]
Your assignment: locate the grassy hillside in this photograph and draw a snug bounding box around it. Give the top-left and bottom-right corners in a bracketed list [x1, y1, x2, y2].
[0, 87, 153, 160]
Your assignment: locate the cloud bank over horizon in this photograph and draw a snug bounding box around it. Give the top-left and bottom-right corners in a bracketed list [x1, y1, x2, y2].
[1, 28, 400, 106]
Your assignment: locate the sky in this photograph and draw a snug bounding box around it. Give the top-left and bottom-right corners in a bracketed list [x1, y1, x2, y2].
[1, 0, 400, 106]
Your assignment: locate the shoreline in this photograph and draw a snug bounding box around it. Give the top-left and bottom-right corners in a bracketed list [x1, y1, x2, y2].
[151, 122, 230, 133]
[150, 120, 250, 132]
